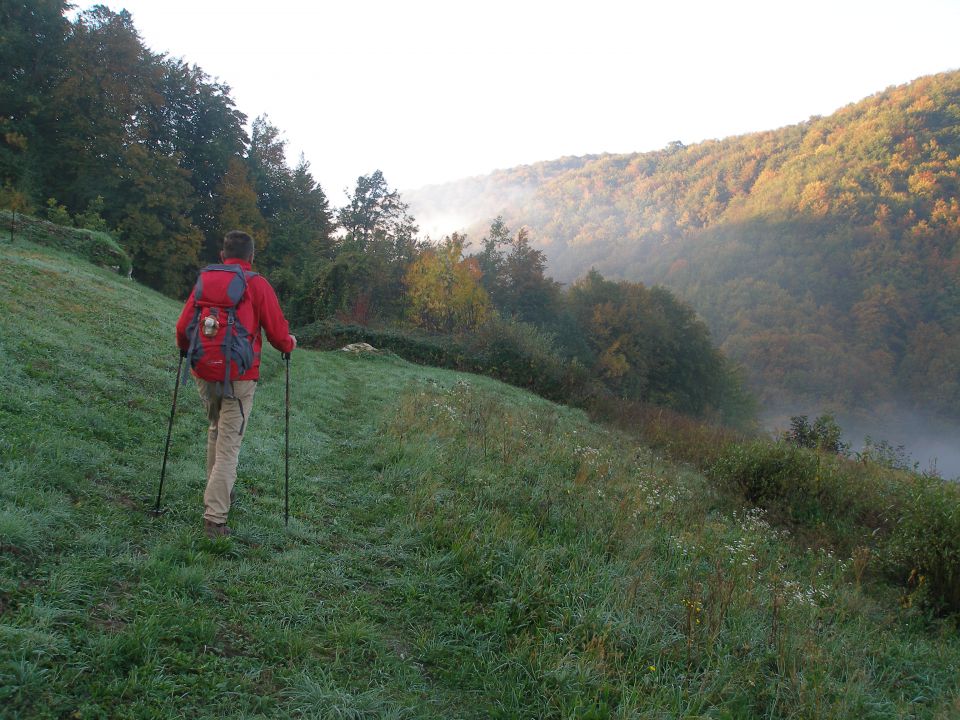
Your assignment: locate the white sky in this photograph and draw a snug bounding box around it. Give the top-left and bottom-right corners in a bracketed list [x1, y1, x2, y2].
[81, 0, 959, 203]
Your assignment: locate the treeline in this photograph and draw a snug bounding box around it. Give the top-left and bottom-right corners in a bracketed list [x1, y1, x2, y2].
[0, 2, 749, 422]
[406, 71, 960, 422]
[308, 215, 752, 421]
[1, 2, 334, 298]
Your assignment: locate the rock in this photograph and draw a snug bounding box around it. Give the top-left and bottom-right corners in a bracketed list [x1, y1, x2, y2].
[340, 342, 379, 354]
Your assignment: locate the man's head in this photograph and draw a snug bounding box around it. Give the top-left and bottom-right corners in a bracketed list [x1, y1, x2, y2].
[222, 230, 255, 262]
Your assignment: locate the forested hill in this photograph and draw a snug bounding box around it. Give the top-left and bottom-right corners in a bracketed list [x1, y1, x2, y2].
[406, 71, 960, 424]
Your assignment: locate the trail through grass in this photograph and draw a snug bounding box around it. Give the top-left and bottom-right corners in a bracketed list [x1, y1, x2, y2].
[1, 237, 959, 718]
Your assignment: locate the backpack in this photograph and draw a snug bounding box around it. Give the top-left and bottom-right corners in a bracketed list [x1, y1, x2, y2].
[183, 264, 259, 398]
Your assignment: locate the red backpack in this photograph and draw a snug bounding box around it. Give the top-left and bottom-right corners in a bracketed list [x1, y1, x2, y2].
[183, 264, 258, 398]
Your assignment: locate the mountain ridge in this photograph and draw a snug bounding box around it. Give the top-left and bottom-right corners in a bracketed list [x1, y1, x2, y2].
[405, 71, 960, 438]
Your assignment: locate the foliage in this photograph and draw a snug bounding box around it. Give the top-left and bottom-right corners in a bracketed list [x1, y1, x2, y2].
[409, 70, 960, 423]
[886, 475, 960, 613]
[710, 441, 827, 523]
[857, 436, 918, 471]
[43, 197, 72, 226]
[565, 269, 739, 416]
[404, 234, 491, 333]
[2, 210, 130, 275]
[0, 4, 256, 295]
[782, 413, 849, 455]
[298, 317, 594, 405]
[474, 216, 560, 325]
[0, 4, 743, 426]
[214, 157, 268, 248]
[707, 435, 960, 613]
[329, 170, 420, 319]
[0, 183, 33, 215]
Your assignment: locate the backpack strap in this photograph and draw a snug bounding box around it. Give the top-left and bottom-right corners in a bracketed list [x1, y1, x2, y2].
[182, 273, 205, 384]
[220, 265, 250, 399]
[182, 305, 202, 385]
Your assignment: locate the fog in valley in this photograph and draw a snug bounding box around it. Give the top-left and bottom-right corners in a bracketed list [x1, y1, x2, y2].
[766, 408, 960, 481]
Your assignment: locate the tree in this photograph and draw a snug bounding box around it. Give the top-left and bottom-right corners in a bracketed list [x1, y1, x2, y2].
[473, 216, 558, 325]
[784, 414, 849, 455]
[260, 156, 334, 271]
[405, 233, 491, 333]
[259, 156, 335, 312]
[216, 157, 269, 249]
[333, 170, 420, 318]
[338, 170, 418, 256]
[501, 226, 558, 324]
[43, 7, 164, 214]
[567, 270, 730, 414]
[476, 215, 511, 300]
[115, 144, 203, 297]
[155, 59, 248, 257]
[247, 114, 292, 222]
[0, 0, 69, 195]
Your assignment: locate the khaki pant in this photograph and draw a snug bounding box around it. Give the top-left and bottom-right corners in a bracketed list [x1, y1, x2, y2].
[194, 378, 257, 524]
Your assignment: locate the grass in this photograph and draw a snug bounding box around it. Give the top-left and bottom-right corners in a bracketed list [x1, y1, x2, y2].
[1, 232, 959, 718]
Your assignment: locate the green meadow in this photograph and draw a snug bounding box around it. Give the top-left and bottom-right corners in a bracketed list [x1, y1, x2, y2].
[1, 232, 958, 719]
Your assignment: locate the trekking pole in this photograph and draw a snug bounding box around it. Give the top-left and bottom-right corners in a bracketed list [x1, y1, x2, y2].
[283, 352, 291, 526]
[153, 351, 185, 516]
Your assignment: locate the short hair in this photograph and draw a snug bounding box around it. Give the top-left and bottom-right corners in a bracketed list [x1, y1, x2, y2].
[223, 230, 255, 260]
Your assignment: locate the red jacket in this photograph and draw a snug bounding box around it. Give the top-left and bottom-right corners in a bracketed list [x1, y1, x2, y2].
[176, 258, 294, 381]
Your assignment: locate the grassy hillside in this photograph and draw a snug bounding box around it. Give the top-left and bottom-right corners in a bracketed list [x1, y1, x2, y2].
[1, 235, 959, 718]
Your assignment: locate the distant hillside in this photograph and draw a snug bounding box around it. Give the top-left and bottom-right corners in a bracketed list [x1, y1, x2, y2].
[405, 71, 960, 428]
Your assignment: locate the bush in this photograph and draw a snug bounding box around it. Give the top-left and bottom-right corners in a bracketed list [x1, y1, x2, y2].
[466, 318, 595, 403]
[709, 441, 829, 523]
[587, 394, 742, 470]
[297, 317, 596, 406]
[3, 210, 130, 276]
[710, 436, 960, 613]
[885, 475, 960, 613]
[783, 414, 849, 455]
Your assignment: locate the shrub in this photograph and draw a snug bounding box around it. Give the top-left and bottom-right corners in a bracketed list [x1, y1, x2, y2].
[466, 318, 595, 403]
[709, 441, 827, 522]
[783, 414, 849, 455]
[44, 198, 73, 226]
[885, 475, 960, 613]
[297, 318, 597, 406]
[587, 394, 741, 470]
[3, 210, 131, 276]
[710, 436, 960, 613]
[857, 436, 918, 472]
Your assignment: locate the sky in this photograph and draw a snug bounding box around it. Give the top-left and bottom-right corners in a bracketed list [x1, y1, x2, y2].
[79, 0, 960, 203]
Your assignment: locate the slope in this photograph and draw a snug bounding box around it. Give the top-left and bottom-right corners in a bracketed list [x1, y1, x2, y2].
[405, 71, 960, 432]
[1, 233, 959, 718]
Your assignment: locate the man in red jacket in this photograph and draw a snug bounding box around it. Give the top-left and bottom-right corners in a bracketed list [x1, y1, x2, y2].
[176, 230, 296, 538]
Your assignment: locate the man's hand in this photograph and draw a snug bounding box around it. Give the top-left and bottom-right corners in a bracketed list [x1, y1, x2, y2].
[290, 334, 297, 350]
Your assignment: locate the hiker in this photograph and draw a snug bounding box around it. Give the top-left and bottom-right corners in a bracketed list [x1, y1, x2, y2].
[175, 230, 296, 538]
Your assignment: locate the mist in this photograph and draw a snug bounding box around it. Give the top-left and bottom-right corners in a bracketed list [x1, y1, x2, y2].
[765, 407, 960, 481]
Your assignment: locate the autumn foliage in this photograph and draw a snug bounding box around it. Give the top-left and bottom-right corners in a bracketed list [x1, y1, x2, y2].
[407, 71, 960, 422]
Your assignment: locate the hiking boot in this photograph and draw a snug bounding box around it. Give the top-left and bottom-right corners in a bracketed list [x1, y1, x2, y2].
[204, 519, 231, 539]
